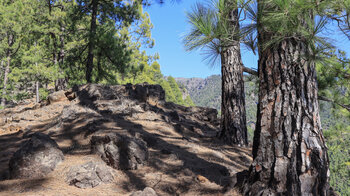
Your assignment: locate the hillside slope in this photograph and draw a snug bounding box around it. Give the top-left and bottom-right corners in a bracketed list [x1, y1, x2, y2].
[0, 83, 250, 196]
[176, 75, 350, 195]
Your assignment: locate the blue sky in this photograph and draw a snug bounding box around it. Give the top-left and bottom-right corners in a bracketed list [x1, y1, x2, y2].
[144, 1, 349, 78]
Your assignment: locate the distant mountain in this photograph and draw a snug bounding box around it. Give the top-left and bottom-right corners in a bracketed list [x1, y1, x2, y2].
[176, 75, 222, 111]
[175, 75, 259, 138]
[175, 74, 348, 131]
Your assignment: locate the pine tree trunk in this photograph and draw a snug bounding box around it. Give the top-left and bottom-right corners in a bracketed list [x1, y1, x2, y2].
[219, 45, 248, 146]
[243, 39, 330, 195]
[86, 0, 98, 83]
[0, 60, 3, 81]
[55, 24, 67, 91]
[35, 81, 40, 103]
[218, 3, 248, 146]
[1, 50, 11, 107]
[96, 52, 102, 83]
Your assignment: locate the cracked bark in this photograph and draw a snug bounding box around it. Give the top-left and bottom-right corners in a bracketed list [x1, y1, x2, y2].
[218, 5, 248, 146]
[243, 38, 330, 195]
[243, 1, 330, 194]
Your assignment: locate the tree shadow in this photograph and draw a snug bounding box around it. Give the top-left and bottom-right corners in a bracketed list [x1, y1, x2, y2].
[0, 178, 49, 193]
[72, 89, 250, 190]
[0, 84, 252, 195]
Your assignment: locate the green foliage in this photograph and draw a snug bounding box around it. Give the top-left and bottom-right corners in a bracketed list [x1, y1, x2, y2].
[167, 76, 185, 105]
[0, 0, 187, 106]
[0, 0, 35, 103]
[324, 123, 350, 195]
[183, 0, 242, 65]
[317, 50, 350, 118]
[159, 78, 177, 103]
[113, 21, 194, 107]
[39, 88, 49, 101]
[261, 0, 332, 51]
[183, 94, 195, 107]
[247, 126, 254, 143]
[13, 92, 31, 102]
[119, 60, 195, 106]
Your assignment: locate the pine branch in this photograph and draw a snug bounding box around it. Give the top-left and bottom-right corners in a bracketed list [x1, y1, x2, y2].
[243, 66, 258, 76]
[242, 68, 350, 112]
[318, 95, 350, 112]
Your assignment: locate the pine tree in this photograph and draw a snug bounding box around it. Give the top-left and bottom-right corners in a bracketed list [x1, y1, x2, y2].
[183, 0, 248, 146]
[243, 0, 332, 194]
[75, 0, 141, 83]
[167, 76, 185, 105]
[317, 50, 350, 115]
[0, 0, 32, 106]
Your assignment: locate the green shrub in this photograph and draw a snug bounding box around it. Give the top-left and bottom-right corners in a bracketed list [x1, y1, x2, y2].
[39, 88, 49, 101]
[325, 124, 350, 195]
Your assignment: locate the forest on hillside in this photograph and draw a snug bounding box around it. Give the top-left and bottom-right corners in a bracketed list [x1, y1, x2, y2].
[0, 0, 193, 108]
[0, 0, 350, 195]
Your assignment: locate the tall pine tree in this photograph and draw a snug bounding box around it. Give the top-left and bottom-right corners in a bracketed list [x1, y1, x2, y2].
[183, 0, 248, 146]
[243, 0, 331, 194]
[75, 0, 140, 83]
[0, 0, 32, 106]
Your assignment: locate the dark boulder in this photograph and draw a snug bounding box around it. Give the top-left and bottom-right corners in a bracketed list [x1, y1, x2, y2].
[9, 132, 64, 179]
[169, 111, 181, 121]
[91, 133, 148, 170]
[133, 83, 165, 104]
[189, 106, 218, 124]
[65, 161, 114, 188]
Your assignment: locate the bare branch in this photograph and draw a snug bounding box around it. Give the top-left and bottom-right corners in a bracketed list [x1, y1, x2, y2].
[243, 66, 258, 76]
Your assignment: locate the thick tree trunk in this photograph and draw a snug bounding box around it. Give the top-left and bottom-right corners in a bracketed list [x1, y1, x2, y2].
[1, 51, 11, 107]
[219, 46, 248, 146]
[86, 0, 98, 83]
[243, 39, 330, 195]
[242, 1, 330, 194]
[218, 3, 248, 146]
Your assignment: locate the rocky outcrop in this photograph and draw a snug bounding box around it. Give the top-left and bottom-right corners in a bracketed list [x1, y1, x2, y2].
[188, 107, 218, 124]
[72, 83, 165, 105]
[48, 90, 68, 104]
[9, 132, 64, 179]
[0, 82, 252, 196]
[61, 104, 101, 122]
[132, 83, 165, 105]
[65, 161, 114, 188]
[91, 133, 149, 170]
[130, 187, 157, 196]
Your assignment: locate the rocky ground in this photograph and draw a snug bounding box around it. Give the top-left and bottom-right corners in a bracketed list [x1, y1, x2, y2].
[0, 83, 251, 196]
